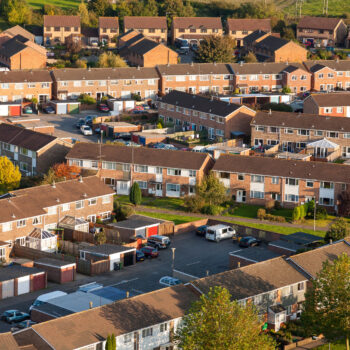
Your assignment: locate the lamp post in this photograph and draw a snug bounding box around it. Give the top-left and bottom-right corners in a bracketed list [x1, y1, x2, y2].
[313, 200, 318, 232]
[171, 247, 176, 277]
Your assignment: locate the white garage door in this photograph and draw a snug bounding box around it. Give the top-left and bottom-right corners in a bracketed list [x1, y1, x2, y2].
[2, 279, 14, 299]
[17, 276, 30, 295]
[109, 253, 121, 271]
[0, 105, 8, 116]
[56, 103, 67, 114]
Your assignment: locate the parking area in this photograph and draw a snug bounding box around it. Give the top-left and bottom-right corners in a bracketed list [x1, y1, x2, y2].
[0, 230, 272, 332]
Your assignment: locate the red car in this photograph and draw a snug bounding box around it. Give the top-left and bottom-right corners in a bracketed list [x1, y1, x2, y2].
[98, 104, 109, 112]
[140, 246, 159, 258]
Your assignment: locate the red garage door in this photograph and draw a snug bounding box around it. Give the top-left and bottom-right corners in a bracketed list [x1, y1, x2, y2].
[32, 273, 46, 291]
[147, 225, 158, 237]
[61, 268, 74, 283]
[9, 106, 21, 116]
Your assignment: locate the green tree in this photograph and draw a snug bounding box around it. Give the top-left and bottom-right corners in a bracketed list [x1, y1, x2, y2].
[79, 0, 90, 27]
[0, 156, 21, 194]
[95, 229, 107, 245]
[162, 0, 195, 22]
[301, 254, 350, 350]
[129, 182, 142, 205]
[115, 0, 132, 23]
[111, 334, 116, 350]
[292, 206, 300, 221]
[325, 217, 350, 243]
[88, 0, 110, 16]
[98, 52, 127, 68]
[75, 59, 87, 68]
[105, 335, 112, 350]
[175, 286, 276, 350]
[196, 35, 235, 63]
[144, 0, 158, 16]
[244, 52, 258, 63]
[196, 173, 227, 206]
[5, 0, 32, 25]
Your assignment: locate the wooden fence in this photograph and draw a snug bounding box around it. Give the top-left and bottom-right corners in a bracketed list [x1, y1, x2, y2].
[13, 245, 75, 263]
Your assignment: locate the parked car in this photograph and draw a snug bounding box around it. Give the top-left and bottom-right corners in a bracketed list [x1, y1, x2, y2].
[159, 276, 181, 287]
[131, 109, 144, 114]
[43, 106, 55, 114]
[23, 106, 33, 114]
[29, 291, 68, 312]
[147, 235, 171, 249]
[205, 224, 236, 242]
[85, 115, 96, 125]
[136, 250, 145, 262]
[142, 104, 150, 110]
[196, 225, 208, 236]
[76, 118, 85, 128]
[140, 246, 159, 258]
[238, 236, 261, 248]
[17, 320, 36, 329]
[1, 310, 30, 324]
[80, 125, 93, 136]
[114, 132, 131, 141]
[98, 104, 109, 112]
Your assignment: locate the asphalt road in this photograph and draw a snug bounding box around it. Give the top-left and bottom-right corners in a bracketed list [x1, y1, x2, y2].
[0, 231, 271, 333]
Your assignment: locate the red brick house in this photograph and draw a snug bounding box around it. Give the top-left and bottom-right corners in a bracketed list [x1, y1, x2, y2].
[159, 90, 256, 140]
[99, 17, 119, 44]
[303, 92, 350, 117]
[66, 142, 214, 197]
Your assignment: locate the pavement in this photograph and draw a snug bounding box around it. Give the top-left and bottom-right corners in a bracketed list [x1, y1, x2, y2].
[0, 230, 273, 333]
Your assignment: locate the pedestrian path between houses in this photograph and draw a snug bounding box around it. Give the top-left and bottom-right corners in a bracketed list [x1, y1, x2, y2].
[137, 206, 329, 232]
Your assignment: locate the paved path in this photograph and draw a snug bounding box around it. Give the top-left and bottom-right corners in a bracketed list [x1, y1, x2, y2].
[137, 206, 329, 232]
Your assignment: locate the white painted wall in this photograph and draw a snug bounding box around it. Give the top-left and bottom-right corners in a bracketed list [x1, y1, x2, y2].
[319, 187, 334, 199]
[250, 182, 265, 192]
[284, 184, 299, 195]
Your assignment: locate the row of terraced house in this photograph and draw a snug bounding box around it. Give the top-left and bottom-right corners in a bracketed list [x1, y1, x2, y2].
[1, 60, 350, 104]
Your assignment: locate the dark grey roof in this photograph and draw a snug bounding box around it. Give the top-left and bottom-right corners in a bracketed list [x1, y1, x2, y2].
[269, 304, 286, 313]
[243, 30, 268, 46]
[0, 265, 44, 282]
[255, 35, 289, 51]
[0, 37, 27, 57]
[229, 246, 280, 262]
[111, 214, 166, 230]
[79, 243, 135, 256]
[161, 90, 242, 117]
[81, 27, 99, 38]
[32, 302, 73, 318]
[34, 258, 76, 268]
[268, 240, 301, 252]
[280, 232, 322, 246]
[0, 123, 56, 151]
[127, 38, 159, 55]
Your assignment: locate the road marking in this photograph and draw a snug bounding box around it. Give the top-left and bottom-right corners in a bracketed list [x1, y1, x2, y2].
[112, 278, 139, 286]
[186, 261, 201, 266]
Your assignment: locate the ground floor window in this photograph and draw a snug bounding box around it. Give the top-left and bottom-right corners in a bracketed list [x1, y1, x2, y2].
[319, 197, 334, 206]
[135, 181, 147, 189]
[284, 194, 299, 202]
[250, 191, 264, 199]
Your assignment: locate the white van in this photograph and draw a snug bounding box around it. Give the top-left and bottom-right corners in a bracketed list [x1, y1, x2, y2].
[205, 224, 236, 242]
[29, 291, 67, 311]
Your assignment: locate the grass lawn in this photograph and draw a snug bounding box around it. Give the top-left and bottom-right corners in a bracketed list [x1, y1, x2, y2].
[27, 0, 80, 9]
[118, 195, 186, 211]
[317, 341, 346, 349]
[228, 220, 326, 237]
[136, 211, 202, 225]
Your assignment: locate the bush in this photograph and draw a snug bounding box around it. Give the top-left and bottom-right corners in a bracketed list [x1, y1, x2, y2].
[292, 206, 300, 221]
[184, 195, 205, 213]
[316, 207, 327, 220]
[299, 204, 306, 220]
[115, 204, 135, 221]
[262, 103, 293, 112]
[131, 93, 142, 101]
[78, 94, 96, 105]
[201, 204, 222, 216]
[274, 201, 282, 210]
[129, 182, 142, 206]
[257, 208, 266, 220]
[265, 200, 275, 212]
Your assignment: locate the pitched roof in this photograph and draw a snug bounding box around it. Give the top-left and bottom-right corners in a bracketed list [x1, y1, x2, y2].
[3, 25, 35, 42]
[66, 142, 210, 170]
[27, 285, 198, 350]
[0, 36, 27, 57]
[124, 16, 167, 30]
[0, 70, 52, 83]
[43, 15, 80, 27]
[172, 17, 222, 29]
[307, 138, 339, 149]
[13, 328, 53, 350]
[303, 60, 350, 72]
[0, 332, 20, 350]
[298, 16, 343, 30]
[287, 241, 350, 279]
[243, 30, 269, 46]
[126, 38, 159, 55]
[99, 17, 119, 29]
[252, 110, 350, 133]
[0, 176, 115, 224]
[192, 257, 306, 299]
[161, 90, 243, 117]
[307, 92, 350, 107]
[0, 123, 56, 151]
[254, 35, 289, 51]
[51, 67, 159, 81]
[230, 62, 307, 75]
[227, 18, 271, 32]
[157, 62, 232, 75]
[212, 153, 350, 183]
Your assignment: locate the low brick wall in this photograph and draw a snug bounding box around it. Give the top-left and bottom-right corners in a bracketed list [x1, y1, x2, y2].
[174, 219, 208, 235]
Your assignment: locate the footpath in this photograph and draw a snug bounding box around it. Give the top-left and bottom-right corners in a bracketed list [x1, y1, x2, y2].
[137, 205, 329, 232]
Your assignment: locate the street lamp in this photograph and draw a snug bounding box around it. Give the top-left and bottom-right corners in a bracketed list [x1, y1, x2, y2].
[171, 247, 176, 277]
[313, 200, 319, 232]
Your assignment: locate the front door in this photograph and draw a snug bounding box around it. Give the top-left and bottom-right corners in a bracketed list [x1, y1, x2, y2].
[237, 190, 246, 203]
[156, 183, 163, 197]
